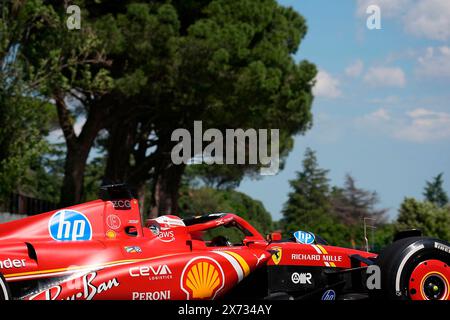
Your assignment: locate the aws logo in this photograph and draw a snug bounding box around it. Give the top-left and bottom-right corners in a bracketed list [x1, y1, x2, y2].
[157, 228, 175, 242]
[181, 257, 225, 300]
[49, 210, 92, 241]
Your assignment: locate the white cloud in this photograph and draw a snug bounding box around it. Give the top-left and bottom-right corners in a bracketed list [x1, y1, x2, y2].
[345, 59, 364, 77]
[356, 0, 450, 41]
[416, 46, 450, 78]
[404, 0, 450, 41]
[394, 108, 450, 142]
[356, 108, 392, 131]
[313, 70, 342, 98]
[370, 108, 391, 121]
[363, 66, 406, 87]
[356, 107, 450, 143]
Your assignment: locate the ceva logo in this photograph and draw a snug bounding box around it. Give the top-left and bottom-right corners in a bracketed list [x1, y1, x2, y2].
[294, 230, 315, 244]
[49, 210, 92, 241]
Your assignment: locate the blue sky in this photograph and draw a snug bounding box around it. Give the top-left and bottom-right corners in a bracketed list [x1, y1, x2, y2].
[239, 0, 450, 221]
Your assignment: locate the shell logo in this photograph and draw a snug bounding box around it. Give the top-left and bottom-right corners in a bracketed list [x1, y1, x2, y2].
[181, 257, 225, 300]
[106, 230, 116, 239]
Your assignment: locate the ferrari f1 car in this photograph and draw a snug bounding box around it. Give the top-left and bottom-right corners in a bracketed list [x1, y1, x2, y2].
[0, 184, 449, 301]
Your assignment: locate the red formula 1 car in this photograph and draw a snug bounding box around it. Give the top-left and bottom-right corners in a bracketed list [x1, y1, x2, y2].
[0, 184, 449, 301]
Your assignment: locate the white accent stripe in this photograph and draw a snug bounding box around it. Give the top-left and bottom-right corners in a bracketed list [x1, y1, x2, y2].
[324, 262, 330, 267]
[214, 251, 244, 282]
[395, 244, 424, 292]
[0, 278, 9, 300]
[8, 268, 99, 282]
[6, 252, 187, 282]
[6, 260, 138, 281]
[311, 245, 323, 254]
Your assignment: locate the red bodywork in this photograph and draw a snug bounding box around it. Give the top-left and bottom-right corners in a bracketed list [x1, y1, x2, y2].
[0, 197, 376, 300]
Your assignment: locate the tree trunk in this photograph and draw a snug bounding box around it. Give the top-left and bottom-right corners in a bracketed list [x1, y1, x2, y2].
[103, 120, 137, 184]
[102, 121, 185, 218]
[137, 183, 147, 219]
[150, 162, 186, 217]
[55, 93, 108, 207]
[59, 145, 90, 206]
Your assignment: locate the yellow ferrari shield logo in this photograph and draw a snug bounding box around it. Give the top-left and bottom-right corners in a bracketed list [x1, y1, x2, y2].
[271, 247, 282, 265]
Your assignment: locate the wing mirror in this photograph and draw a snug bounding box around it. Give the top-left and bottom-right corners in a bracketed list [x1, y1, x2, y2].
[266, 232, 282, 242]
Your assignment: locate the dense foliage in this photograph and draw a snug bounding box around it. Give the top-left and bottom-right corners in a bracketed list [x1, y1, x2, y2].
[1, 0, 317, 215]
[179, 187, 274, 242]
[397, 197, 450, 240]
[281, 148, 388, 249]
[0, 1, 58, 199]
[281, 148, 450, 249]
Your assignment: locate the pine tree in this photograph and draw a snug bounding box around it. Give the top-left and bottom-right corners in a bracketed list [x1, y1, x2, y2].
[282, 148, 331, 233]
[423, 173, 449, 207]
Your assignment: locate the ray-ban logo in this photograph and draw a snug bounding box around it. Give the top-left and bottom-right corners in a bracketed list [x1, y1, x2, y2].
[171, 121, 280, 175]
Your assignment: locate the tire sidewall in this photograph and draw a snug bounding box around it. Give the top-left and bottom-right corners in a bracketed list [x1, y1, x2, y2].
[377, 237, 450, 300]
[0, 273, 11, 300]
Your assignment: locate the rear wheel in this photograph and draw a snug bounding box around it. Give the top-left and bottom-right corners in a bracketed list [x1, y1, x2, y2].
[0, 273, 11, 300]
[374, 237, 450, 300]
[408, 259, 449, 300]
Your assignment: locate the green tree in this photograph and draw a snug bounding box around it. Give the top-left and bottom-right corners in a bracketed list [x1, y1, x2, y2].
[18, 144, 65, 203]
[280, 148, 353, 246]
[3, 0, 316, 217]
[330, 175, 387, 226]
[1, 0, 113, 206]
[83, 156, 106, 203]
[281, 152, 391, 248]
[423, 173, 449, 207]
[282, 148, 330, 232]
[329, 175, 387, 248]
[371, 223, 395, 253]
[396, 197, 450, 240]
[99, 0, 317, 216]
[0, 95, 54, 199]
[183, 165, 254, 190]
[0, 1, 57, 200]
[21, 0, 116, 207]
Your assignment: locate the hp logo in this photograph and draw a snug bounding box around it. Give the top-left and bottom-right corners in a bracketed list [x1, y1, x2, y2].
[321, 289, 336, 301]
[294, 230, 315, 244]
[49, 210, 92, 241]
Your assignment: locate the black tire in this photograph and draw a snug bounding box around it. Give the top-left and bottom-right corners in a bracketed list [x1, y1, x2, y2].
[0, 273, 11, 300]
[372, 237, 450, 300]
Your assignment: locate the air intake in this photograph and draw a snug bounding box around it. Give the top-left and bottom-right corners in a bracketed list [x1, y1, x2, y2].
[99, 183, 133, 201]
